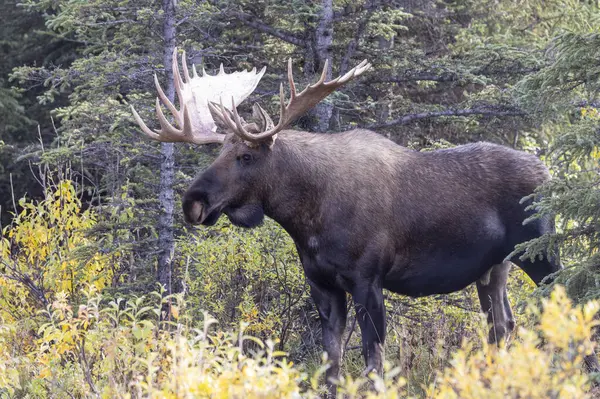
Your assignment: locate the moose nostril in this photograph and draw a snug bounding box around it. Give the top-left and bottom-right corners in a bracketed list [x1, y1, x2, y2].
[182, 189, 207, 224]
[184, 201, 203, 224]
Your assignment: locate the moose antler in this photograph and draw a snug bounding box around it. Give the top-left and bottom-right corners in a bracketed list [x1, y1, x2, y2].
[131, 48, 266, 145]
[211, 58, 372, 144]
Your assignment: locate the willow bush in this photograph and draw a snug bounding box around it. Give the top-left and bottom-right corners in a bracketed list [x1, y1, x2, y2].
[0, 279, 596, 397]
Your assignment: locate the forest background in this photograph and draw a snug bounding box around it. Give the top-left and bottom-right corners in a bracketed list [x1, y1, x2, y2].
[0, 0, 599, 397]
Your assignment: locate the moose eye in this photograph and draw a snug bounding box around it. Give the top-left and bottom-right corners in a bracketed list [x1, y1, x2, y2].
[239, 153, 253, 166]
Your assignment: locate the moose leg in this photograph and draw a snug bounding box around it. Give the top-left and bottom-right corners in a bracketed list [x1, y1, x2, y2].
[503, 290, 516, 333]
[309, 281, 347, 393]
[353, 283, 386, 376]
[476, 262, 515, 344]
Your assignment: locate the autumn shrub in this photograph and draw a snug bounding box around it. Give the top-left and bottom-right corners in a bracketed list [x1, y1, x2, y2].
[428, 285, 597, 399]
[2, 282, 595, 398]
[0, 178, 115, 368]
[0, 284, 311, 398]
[179, 218, 312, 352]
[0, 180, 113, 314]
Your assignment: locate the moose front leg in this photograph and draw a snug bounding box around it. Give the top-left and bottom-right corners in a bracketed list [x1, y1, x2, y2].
[353, 282, 386, 376]
[309, 281, 347, 395]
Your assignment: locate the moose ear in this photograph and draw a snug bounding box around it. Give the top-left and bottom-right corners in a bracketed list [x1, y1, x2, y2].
[251, 103, 275, 132]
[248, 103, 276, 148]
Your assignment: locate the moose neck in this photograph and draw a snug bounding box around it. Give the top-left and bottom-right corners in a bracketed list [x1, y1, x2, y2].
[258, 128, 414, 248]
[262, 131, 334, 243]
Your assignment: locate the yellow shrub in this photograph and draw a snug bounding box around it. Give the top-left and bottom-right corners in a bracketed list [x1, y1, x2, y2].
[428, 285, 598, 399]
[0, 280, 597, 398]
[0, 180, 113, 320]
[0, 286, 313, 398]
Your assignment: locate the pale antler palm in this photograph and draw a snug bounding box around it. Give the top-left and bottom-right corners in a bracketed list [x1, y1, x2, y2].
[131, 47, 266, 145]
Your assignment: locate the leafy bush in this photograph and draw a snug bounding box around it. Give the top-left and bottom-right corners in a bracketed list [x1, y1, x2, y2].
[429, 285, 597, 399]
[0, 180, 113, 311]
[0, 284, 308, 398]
[1, 282, 596, 398]
[179, 218, 312, 351]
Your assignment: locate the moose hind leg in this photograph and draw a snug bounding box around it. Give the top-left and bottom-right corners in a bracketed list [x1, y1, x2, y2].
[476, 262, 515, 344]
[352, 282, 386, 376]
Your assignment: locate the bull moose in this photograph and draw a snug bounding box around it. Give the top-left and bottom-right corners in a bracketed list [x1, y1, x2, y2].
[132, 49, 563, 391]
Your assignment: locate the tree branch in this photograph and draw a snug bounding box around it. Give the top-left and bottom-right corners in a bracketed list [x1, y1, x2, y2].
[372, 72, 459, 84]
[372, 67, 541, 85]
[0, 259, 49, 308]
[232, 11, 306, 47]
[366, 107, 527, 129]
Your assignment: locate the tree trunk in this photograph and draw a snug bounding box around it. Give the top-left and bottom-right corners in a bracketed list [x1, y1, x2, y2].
[157, 0, 176, 296]
[312, 0, 334, 132]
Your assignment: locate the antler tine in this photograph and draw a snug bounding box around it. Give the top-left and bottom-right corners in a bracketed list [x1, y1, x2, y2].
[252, 103, 275, 130]
[314, 58, 329, 86]
[172, 49, 183, 89]
[220, 97, 260, 142]
[131, 105, 162, 141]
[154, 74, 180, 126]
[228, 58, 371, 144]
[336, 59, 371, 85]
[181, 50, 191, 83]
[155, 97, 181, 136]
[172, 48, 185, 113]
[231, 98, 249, 135]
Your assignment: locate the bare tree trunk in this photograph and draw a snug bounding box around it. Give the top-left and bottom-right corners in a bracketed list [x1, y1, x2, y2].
[157, 0, 176, 296]
[312, 0, 333, 132]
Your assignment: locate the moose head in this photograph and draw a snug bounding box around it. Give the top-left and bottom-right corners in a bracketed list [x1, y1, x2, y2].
[132, 49, 370, 230]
